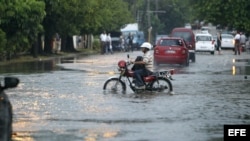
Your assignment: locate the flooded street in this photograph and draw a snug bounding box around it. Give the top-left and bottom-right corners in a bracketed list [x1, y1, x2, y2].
[1, 50, 250, 141]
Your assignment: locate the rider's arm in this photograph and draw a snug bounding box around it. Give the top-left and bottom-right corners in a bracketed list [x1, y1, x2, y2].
[132, 56, 148, 65]
[131, 60, 146, 65]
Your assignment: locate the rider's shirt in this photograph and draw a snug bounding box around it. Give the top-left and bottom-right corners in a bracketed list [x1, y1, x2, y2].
[143, 51, 153, 72]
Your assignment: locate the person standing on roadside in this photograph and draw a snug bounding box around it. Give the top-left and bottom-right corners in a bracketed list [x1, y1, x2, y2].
[55, 33, 61, 54]
[127, 32, 134, 52]
[240, 32, 246, 52]
[119, 35, 125, 52]
[234, 31, 241, 55]
[100, 31, 107, 54]
[106, 33, 113, 54]
[216, 32, 222, 55]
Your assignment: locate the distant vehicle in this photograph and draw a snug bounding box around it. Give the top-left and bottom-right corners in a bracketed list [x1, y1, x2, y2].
[154, 37, 189, 66]
[201, 26, 210, 33]
[120, 23, 145, 50]
[213, 35, 218, 47]
[155, 34, 168, 45]
[121, 30, 145, 50]
[170, 27, 196, 62]
[185, 23, 192, 29]
[201, 26, 217, 36]
[195, 33, 215, 55]
[221, 34, 235, 49]
[111, 37, 122, 52]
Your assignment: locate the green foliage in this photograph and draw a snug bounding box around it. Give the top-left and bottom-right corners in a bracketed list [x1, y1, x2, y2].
[190, 0, 250, 32]
[41, 0, 133, 53]
[0, 29, 7, 55]
[43, 0, 133, 36]
[81, 0, 133, 33]
[92, 38, 101, 50]
[140, 0, 189, 35]
[0, 0, 45, 58]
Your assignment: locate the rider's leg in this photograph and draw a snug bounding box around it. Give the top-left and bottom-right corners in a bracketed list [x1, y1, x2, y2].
[134, 69, 145, 87]
[234, 44, 237, 55]
[236, 43, 240, 55]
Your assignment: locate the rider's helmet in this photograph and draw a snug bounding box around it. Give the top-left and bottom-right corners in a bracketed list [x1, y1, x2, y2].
[140, 42, 152, 50]
[118, 60, 126, 68]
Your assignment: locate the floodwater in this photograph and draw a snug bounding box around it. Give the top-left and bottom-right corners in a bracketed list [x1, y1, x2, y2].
[1, 50, 250, 141]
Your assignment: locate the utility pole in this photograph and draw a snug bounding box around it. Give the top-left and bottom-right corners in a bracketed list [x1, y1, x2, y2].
[147, 0, 151, 28]
[147, 0, 151, 43]
[147, 0, 165, 43]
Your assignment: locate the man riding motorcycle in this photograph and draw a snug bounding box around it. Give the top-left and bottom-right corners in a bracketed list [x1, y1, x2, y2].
[130, 42, 153, 89]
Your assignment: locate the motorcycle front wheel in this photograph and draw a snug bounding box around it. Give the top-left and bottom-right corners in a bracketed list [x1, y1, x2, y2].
[103, 78, 126, 94]
[150, 77, 173, 94]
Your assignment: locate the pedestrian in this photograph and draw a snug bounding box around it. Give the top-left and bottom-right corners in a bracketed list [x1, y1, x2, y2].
[100, 31, 107, 54]
[234, 31, 241, 55]
[130, 42, 153, 89]
[106, 33, 113, 54]
[55, 33, 61, 53]
[77, 36, 82, 48]
[120, 35, 125, 51]
[127, 32, 134, 52]
[216, 32, 222, 55]
[240, 32, 246, 52]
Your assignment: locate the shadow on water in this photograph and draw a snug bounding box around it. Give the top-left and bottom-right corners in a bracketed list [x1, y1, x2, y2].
[234, 58, 250, 75]
[235, 58, 250, 63]
[0, 55, 93, 74]
[0, 59, 62, 74]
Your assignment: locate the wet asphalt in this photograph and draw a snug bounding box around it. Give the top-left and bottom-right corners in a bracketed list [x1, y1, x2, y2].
[1, 49, 250, 141]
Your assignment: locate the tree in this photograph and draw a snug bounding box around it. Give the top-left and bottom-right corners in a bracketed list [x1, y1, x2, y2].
[190, 0, 250, 33]
[0, 0, 136, 59]
[0, 0, 45, 59]
[42, 0, 133, 53]
[135, 0, 189, 42]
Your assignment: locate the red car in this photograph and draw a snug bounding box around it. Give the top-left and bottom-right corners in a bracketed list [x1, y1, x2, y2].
[154, 37, 189, 66]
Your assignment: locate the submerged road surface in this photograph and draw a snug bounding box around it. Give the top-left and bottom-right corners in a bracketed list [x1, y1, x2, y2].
[1, 50, 250, 141]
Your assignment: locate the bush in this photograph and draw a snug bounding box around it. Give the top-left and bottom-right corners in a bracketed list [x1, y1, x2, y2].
[0, 29, 7, 60]
[93, 38, 101, 50]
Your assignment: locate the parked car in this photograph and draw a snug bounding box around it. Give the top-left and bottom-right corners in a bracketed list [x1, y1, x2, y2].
[154, 37, 189, 66]
[221, 34, 235, 49]
[213, 35, 218, 47]
[0, 77, 19, 141]
[195, 33, 215, 55]
[170, 27, 196, 62]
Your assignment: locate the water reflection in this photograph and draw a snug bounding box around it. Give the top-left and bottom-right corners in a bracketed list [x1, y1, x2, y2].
[1, 54, 250, 76]
[0, 59, 62, 74]
[232, 58, 250, 75]
[6, 52, 250, 141]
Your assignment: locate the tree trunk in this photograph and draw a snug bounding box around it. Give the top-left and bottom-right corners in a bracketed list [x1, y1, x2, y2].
[61, 35, 77, 52]
[38, 33, 44, 55]
[31, 40, 38, 58]
[44, 32, 53, 54]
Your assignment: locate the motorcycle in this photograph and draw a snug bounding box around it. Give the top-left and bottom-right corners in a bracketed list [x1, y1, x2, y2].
[0, 77, 19, 141]
[103, 55, 174, 94]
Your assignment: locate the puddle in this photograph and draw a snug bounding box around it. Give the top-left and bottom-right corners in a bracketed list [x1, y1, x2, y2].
[235, 58, 250, 63]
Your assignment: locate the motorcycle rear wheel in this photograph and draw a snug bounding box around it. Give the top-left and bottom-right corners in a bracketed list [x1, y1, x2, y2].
[103, 78, 126, 94]
[150, 77, 172, 94]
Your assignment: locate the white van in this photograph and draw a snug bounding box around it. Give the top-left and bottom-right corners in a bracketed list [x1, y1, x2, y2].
[195, 33, 215, 55]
